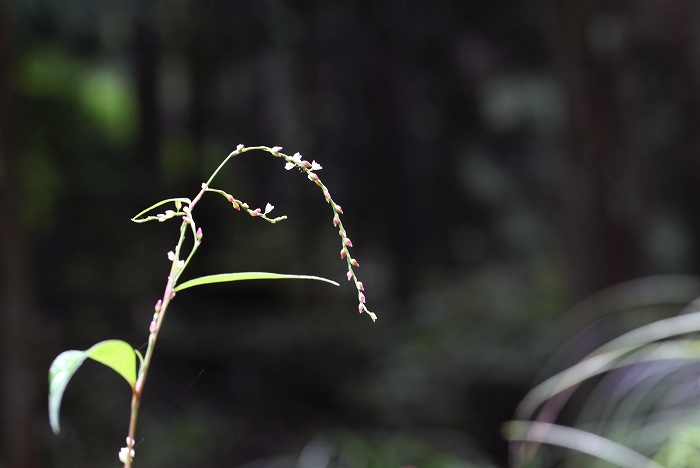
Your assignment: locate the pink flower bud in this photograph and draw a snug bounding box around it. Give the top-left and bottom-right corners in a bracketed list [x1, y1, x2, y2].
[232, 200, 241, 210]
[149, 321, 157, 333]
[196, 227, 203, 240]
[334, 204, 343, 214]
[155, 299, 162, 312]
[347, 271, 353, 281]
[271, 146, 283, 153]
[332, 214, 340, 227]
[227, 194, 233, 202]
[344, 238, 353, 247]
[170, 290, 176, 299]
[359, 292, 366, 303]
[358, 304, 364, 313]
[340, 249, 347, 259]
[323, 189, 331, 201]
[303, 160, 312, 168]
[357, 281, 364, 291]
[350, 258, 359, 267]
[250, 208, 261, 217]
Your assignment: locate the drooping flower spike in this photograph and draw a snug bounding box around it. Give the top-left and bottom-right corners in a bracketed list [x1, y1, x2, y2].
[192, 144, 376, 321]
[260, 145, 376, 322]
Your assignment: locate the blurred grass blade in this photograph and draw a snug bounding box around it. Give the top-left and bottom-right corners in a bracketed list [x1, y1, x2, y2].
[595, 310, 700, 356]
[504, 421, 664, 468]
[48, 340, 137, 434]
[516, 311, 700, 419]
[516, 348, 630, 419]
[174, 272, 340, 292]
[560, 275, 700, 335]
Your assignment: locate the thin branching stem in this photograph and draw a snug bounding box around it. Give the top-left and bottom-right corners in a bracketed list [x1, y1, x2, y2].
[121, 145, 373, 467]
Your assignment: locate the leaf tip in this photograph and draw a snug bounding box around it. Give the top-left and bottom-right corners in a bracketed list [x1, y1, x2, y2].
[50, 414, 61, 435]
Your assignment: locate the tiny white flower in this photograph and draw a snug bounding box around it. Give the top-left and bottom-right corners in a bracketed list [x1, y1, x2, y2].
[291, 152, 302, 163]
[264, 203, 274, 214]
[310, 160, 322, 171]
[284, 162, 295, 170]
[167, 251, 176, 261]
[119, 446, 135, 464]
[237, 144, 244, 151]
[176, 260, 185, 270]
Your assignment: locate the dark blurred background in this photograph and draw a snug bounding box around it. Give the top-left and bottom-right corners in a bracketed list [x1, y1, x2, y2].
[2, 0, 700, 466]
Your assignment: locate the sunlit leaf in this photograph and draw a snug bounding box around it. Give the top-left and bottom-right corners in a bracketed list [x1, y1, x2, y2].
[174, 272, 339, 292]
[48, 340, 137, 434]
[86, 340, 138, 389]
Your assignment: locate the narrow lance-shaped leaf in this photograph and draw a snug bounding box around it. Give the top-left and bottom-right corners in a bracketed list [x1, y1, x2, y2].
[49, 340, 137, 434]
[174, 271, 339, 292]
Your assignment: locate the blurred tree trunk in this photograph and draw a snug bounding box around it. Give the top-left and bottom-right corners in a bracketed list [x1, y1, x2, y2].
[133, 1, 161, 188]
[541, 0, 649, 297]
[0, 7, 39, 468]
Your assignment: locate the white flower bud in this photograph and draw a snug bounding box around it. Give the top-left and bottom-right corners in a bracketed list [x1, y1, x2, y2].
[119, 446, 135, 464]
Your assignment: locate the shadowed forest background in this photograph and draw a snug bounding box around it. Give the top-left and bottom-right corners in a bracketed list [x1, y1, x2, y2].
[2, 0, 700, 467]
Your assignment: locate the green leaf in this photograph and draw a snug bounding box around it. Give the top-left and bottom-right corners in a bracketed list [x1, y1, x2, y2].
[49, 350, 88, 434]
[48, 340, 137, 434]
[86, 340, 138, 388]
[174, 271, 340, 292]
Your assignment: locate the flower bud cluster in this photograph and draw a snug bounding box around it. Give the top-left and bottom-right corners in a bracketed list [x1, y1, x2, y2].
[219, 193, 287, 224]
[118, 437, 135, 464]
[157, 210, 176, 222]
[269, 146, 376, 322]
[149, 299, 162, 337]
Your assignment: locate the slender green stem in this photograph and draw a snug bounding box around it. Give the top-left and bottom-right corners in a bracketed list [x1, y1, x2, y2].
[124, 215, 191, 468]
